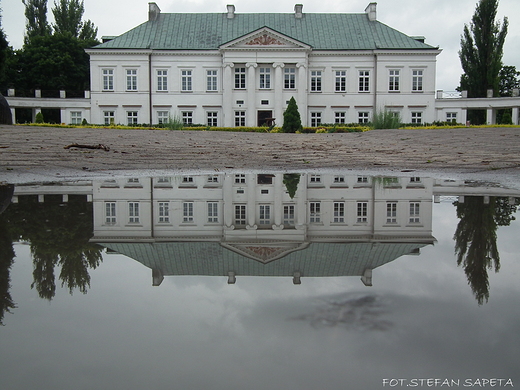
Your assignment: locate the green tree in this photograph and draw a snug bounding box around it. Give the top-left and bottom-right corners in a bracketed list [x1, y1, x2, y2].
[22, 0, 52, 41]
[498, 65, 520, 97]
[52, 0, 97, 40]
[282, 97, 302, 133]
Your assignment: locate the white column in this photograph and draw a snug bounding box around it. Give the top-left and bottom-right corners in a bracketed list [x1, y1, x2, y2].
[297, 62, 308, 127]
[223, 174, 234, 229]
[462, 109, 468, 126]
[10, 108, 16, 123]
[273, 62, 284, 126]
[246, 173, 257, 230]
[246, 62, 257, 127]
[273, 173, 283, 229]
[512, 107, 519, 125]
[222, 63, 234, 127]
[486, 108, 496, 125]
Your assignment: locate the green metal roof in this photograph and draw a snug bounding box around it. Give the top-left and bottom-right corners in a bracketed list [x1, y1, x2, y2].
[94, 13, 437, 51]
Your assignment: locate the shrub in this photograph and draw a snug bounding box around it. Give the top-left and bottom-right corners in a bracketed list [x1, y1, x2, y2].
[165, 115, 184, 130]
[35, 112, 44, 123]
[371, 110, 401, 129]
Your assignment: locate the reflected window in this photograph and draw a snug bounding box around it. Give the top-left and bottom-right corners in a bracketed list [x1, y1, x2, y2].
[234, 204, 246, 226]
[309, 175, 321, 183]
[235, 174, 246, 184]
[259, 205, 271, 226]
[183, 202, 194, 223]
[333, 175, 345, 184]
[207, 202, 218, 223]
[257, 174, 274, 185]
[409, 202, 420, 223]
[357, 176, 369, 184]
[182, 176, 194, 183]
[386, 202, 397, 224]
[333, 202, 345, 223]
[357, 201, 368, 223]
[309, 202, 321, 223]
[207, 175, 219, 184]
[158, 202, 169, 223]
[105, 202, 116, 224]
[129, 202, 140, 223]
[283, 205, 295, 226]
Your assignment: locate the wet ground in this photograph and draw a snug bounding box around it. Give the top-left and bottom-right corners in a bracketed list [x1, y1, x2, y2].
[1, 125, 519, 184]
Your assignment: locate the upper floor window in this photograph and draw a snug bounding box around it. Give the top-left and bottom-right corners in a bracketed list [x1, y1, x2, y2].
[181, 70, 192, 91]
[105, 202, 116, 225]
[234, 67, 246, 89]
[157, 70, 168, 91]
[310, 70, 322, 92]
[128, 202, 140, 223]
[359, 70, 370, 92]
[126, 69, 137, 91]
[206, 70, 218, 91]
[284, 67, 296, 89]
[259, 67, 271, 89]
[335, 70, 347, 92]
[389, 70, 400, 91]
[183, 202, 194, 223]
[309, 202, 321, 223]
[412, 70, 423, 91]
[158, 202, 170, 223]
[102, 69, 114, 91]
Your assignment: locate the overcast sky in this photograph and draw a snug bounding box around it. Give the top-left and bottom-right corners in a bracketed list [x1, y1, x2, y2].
[2, 0, 519, 91]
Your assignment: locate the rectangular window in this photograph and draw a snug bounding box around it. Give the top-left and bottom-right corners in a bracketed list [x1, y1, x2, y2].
[102, 69, 114, 91]
[389, 70, 400, 91]
[333, 175, 345, 183]
[259, 67, 271, 89]
[412, 70, 423, 91]
[207, 202, 219, 223]
[357, 176, 369, 184]
[128, 202, 140, 223]
[183, 202, 194, 223]
[235, 111, 246, 127]
[359, 70, 370, 92]
[234, 67, 246, 89]
[284, 67, 296, 89]
[333, 202, 345, 223]
[357, 202, 368, 223]
[103, 111, 115, 125]
[309, 174, 321, 183]
[182, 176, 194, 184]
[358, 112, 370, 124]
[206, 70, 218, 91]
[259, 205, 271, 226]
[207, 175, 219, 184]
[157, 111, 169, 124]
[157, 70, 168, 91]
[234, 204, 246, 226]
[207, 111, 218, 127]
[310, 112, 322, 127]
[105, 202, 116, 224]
[409, 202, 420, 223]
[411, 112, 422, 124]
[70, 111, 82, 125]
[235, 174, 246, 184]
[127, 111, 138, 125]
[126, 69, 137, 91]
[182, 111, 193, 125]
[335, 70, 347, 92]
[283, 205, 295, 226]
[446, 112, 457, 123]
[309, 202, 321, 223]
[386, 202, 397, 224]
[335, 112, 346, 124]
[310, 70, 322, 92]
[181, 70, 192, 91]
[158, 202, 170, 223]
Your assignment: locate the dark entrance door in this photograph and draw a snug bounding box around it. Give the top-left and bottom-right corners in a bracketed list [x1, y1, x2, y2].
[257, 110, 274, 127]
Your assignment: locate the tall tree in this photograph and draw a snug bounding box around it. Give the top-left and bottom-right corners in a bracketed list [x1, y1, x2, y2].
[498, 65, 520, 97]
[459, 0, 508, 99]
[282, 97, 302, 133]
[52, 0, 97, 40]
[22, 0, 52, 41]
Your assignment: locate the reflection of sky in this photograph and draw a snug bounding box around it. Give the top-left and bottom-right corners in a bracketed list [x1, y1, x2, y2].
[1, 203, 519, 390]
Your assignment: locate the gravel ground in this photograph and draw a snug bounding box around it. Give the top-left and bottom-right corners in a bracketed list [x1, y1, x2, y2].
[1, 125, 519, 184]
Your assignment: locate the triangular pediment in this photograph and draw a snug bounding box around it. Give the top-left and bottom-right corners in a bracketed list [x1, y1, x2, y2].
[220, 27, 311, 50]
[221, 241, 309, 263]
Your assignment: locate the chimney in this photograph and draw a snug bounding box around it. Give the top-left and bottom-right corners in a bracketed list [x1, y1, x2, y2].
[365, 2, 377, 21]
[294, 4, 303, 19]
[149, 2, 161, 22]
[227, 4, 235, 19]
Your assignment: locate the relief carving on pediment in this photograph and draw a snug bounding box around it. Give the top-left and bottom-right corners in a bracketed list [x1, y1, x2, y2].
[246, 34, 285, 46]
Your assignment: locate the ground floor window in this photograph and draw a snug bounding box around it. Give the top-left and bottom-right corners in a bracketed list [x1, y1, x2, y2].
[235, 111, 246, 127]
[283, 204, 295, 226]
[182, 111, 193, 125]
[358, 112, 370, 124]
[310, 112, 322, 127]
[127, 111, 138, 125]
[157, 111, 169, 124]
[446, 112, 457, 123]
[103, 111, 115, 125]
[234, 204, 247, 226]
[258, 205, 272, 226]
[207, 111, 218, 127]
[411, 112, 422, 124]
[335, 112, 346, 124]
[70, 111, 82, 125]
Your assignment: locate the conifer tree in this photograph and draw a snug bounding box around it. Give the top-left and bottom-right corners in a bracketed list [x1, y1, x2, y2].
[52, 0, 97, 40]
[22, 0, 52, 41]
[282, 97, 302, 133]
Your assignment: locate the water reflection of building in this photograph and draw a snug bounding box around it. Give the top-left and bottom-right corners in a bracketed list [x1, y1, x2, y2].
[89, 174, 436, 285]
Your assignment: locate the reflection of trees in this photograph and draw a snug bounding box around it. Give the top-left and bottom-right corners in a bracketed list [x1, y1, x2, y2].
[0, 216, 17, 325]
[283, 174, 300, 199]
[454, 196, 518, 305]
[5, 194, 102, 301]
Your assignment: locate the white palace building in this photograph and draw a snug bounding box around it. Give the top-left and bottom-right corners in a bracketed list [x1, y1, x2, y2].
[5, 2, 520, 126]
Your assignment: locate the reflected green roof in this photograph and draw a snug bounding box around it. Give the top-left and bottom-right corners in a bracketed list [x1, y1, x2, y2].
[94, 13, 437, 51]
